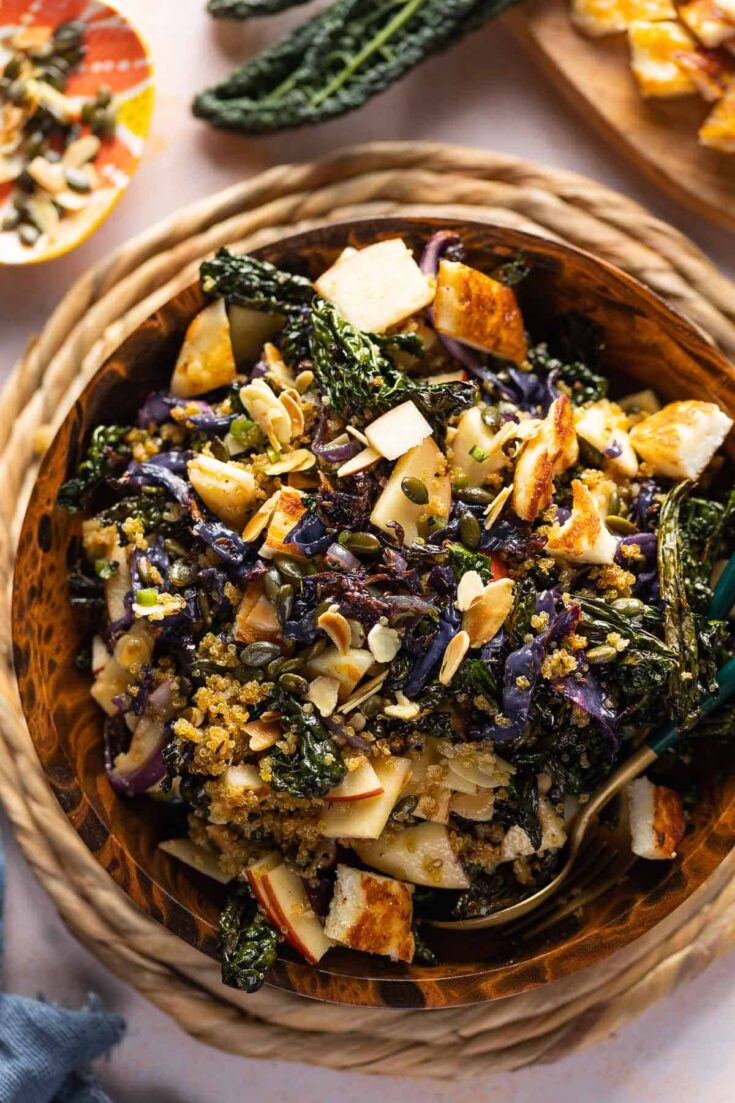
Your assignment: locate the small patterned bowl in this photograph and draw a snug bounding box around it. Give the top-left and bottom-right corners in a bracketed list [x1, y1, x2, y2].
[0, 0, 154, 265]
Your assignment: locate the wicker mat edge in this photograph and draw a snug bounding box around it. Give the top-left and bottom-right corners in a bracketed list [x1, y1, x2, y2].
[1, 142, 734, 1078]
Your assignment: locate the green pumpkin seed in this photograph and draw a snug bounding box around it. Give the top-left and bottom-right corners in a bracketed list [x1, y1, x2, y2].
[7, 79, 28, 105]
[279, 672, 308, 695]
[238, 666, 265, 683]
[18, 224, 40, 247]
[606, 515, 638, 535]
[1, 210, 20, 232]
[361, 695, 384, 719]
[273, 553, 304, 581]
[169, 560, 196, 588]
[586, 644, 618, 665]
[610, 598, 645, 617]
[264, 568, 281, 604]
[401, 476, 429, 505]
[241, 641, 282, 668]
[481, 406, 501, 428]
[53, 20, 86, 48]
[343, 532, 382, 555]
[64, 167, 91, 193]
[278, 656, 305, 675]
[456, 487, 493, 506]
[95, 84, 112, 107]
[276, 583, 294, 626]
[607, 490, 620, 517]
[459, 510, 481, 550]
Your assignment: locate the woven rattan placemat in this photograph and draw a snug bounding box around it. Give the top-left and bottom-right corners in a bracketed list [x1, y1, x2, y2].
[2, 142, 735, 1078]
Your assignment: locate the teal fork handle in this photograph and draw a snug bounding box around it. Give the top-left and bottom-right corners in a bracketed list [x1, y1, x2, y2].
[647, 655, 735, 756]
[710, 554, 735, 621]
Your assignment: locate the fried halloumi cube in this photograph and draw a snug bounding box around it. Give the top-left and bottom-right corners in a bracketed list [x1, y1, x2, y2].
[699, 80, 735, 147]
[571, 0, 675, 37]
[545, 478, 619, 565]
[574, 398, 639, 477]
[629, 20, 698, 96]
[678, 0, 735, 48]
[628, 777, 686, 859]
[629, 399, 733, 478]
[433, 260, 528, 365]
[324, 864, 415, 963]
[314, 238, 434, 334]
[674, 46, 735, 98]
[170, 298, 237, 398]
[512, 395, 579, 522]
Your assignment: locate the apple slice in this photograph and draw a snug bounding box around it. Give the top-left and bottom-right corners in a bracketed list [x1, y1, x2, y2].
[370, 436, 451, 545]
[258, 862, 334, 964]
[306, 646, 374, 702]
[224, 764, 267, 791]
[325, 761, 384, 803]
[447, 755, 515, 790]
[170, 298, 237, 398]
[337, 446, 381, 478]
[245, 852, 282, 912]
[227, 304, 283, 366]
[353, 821, 470, 890]
[450, 789, 495, 822]
[443, 768, 478, 796]
[365, 400, 432, 461]
[243, 718, 281, 752]
[321, 756, 412, 839]
[159, 838, 233, 884]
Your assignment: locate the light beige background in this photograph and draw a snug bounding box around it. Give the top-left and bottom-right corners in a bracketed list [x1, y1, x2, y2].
[1, 3, 734, 1100]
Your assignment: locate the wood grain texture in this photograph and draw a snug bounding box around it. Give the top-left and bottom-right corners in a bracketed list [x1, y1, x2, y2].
[12, 216, 735, 1009]
[506, 0, 735, 233]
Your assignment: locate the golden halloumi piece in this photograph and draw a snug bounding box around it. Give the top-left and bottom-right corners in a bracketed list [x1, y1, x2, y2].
[629, 399, 733, 478]
[571, 0, 675, 35]
[500, 797, 567, 862]
[325, 865, 415, 963]
[629, 20, 698, 96]
[545, 479, 619, 565]
[699, 80, 735, 147]
[433, 260, 528, 365]
[170, 299, 237, 398]
[628, 777, 686, 859]
[512, 395, 579, 522]
[678, 0, 735, 47]
[674, 46, 735, 98]
[262, 486, 307, 557]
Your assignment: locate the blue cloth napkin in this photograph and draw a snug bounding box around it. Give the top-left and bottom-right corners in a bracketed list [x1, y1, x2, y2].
[0, 829, 125, 1103]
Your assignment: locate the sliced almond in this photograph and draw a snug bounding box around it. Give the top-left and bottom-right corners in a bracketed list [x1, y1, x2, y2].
[346, 424, 369, 446]
[307, 675, 340, 718]
[439, 630, 470, 686]
[0, 153, 24, 185]
[367, 623, 401, 664]
[242, 490, 281, 542]
[27, 155, 65, 194]
[337, 446, 381, 478]
[263, 342, 296, 390]
[243, 718, 281, 752]
[462, 578, 515, 649]
[53, 189, 90, 213]
[484, 484, 513, 531]
[27, 193, 59, 236]
[318, 604, 352, 655]
[263, 448, 315, 476]
[62, 134, 101, 169]
[240, 379, 292, 449]
[338, 671, 389, 714]
[455, 570, 485, 612]
[295, 369, 314, 393]
[279, 388, 305, 437]
[384, 691, 420, 721]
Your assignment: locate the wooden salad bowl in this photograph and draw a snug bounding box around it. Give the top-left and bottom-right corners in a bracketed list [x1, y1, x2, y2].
[12, 218, 735, 1009]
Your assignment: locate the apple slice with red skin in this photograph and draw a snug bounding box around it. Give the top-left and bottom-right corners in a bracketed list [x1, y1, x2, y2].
[258, 863, 334, 964]
[325, 761, 384, 803]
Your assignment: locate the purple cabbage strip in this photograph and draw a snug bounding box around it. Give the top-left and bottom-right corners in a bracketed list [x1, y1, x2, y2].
[125, 462, 191, 507]
[285, 511, 333, 557]
[632, 479, 660, 532]
[323, 714, 372, 752]
[404, 605, 461, 698]
[419, 230, 460, 278]
[193, 520, 249, 565]
[604, 440, 623, 460]
[557, 670, 620, 752]
[325, 542, 361, 572]
[187, 412, 237, 434]
[616, 532, 659, 602]
[146, 450, 190, 474]
[136, 391, 177, 427]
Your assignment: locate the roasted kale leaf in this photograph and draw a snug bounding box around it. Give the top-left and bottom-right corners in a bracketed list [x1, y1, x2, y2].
[200, 248, 314, 313]
[220, 888, 280, 993]
[208, 0, 313, 17]
[57, 425, 132, 512]
[267, 687, 346, 798]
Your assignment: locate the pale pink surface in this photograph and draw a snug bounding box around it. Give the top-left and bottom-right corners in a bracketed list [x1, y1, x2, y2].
[1, 2, 734, 1100]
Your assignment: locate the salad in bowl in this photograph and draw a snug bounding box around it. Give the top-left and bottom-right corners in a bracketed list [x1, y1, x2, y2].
[57, 229, 735, 994]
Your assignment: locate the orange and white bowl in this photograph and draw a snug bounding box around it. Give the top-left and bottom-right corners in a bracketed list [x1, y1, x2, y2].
[0, 0, 154, 265]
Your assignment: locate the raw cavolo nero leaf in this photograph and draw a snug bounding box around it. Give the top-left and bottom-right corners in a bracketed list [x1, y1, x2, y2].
[219, 887, 280, 993]
[193, 0, 521, 135]
[658, 480, 702, 731]
[266, 687, 346, 798]
[207, 0, 313, 17]
[57, 424, 132, 512]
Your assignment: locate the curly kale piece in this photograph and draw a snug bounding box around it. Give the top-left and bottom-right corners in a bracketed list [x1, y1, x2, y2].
[658, 481, 702, 731]
[681, 491, 735, 612]
[267, 687, 346, 798]
[208, 0, 313, 17]
[200, 248, 314, 313]
[310, 300, 475, 421]
[220, 887, 280, 993]
[57, 425, 132, 512]
[193, 0, 520, 135]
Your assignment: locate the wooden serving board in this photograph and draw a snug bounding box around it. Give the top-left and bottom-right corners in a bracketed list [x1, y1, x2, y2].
[506, 0, 735, 232]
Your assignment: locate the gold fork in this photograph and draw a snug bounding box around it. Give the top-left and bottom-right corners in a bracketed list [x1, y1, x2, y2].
[429, 655, 735, 933]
